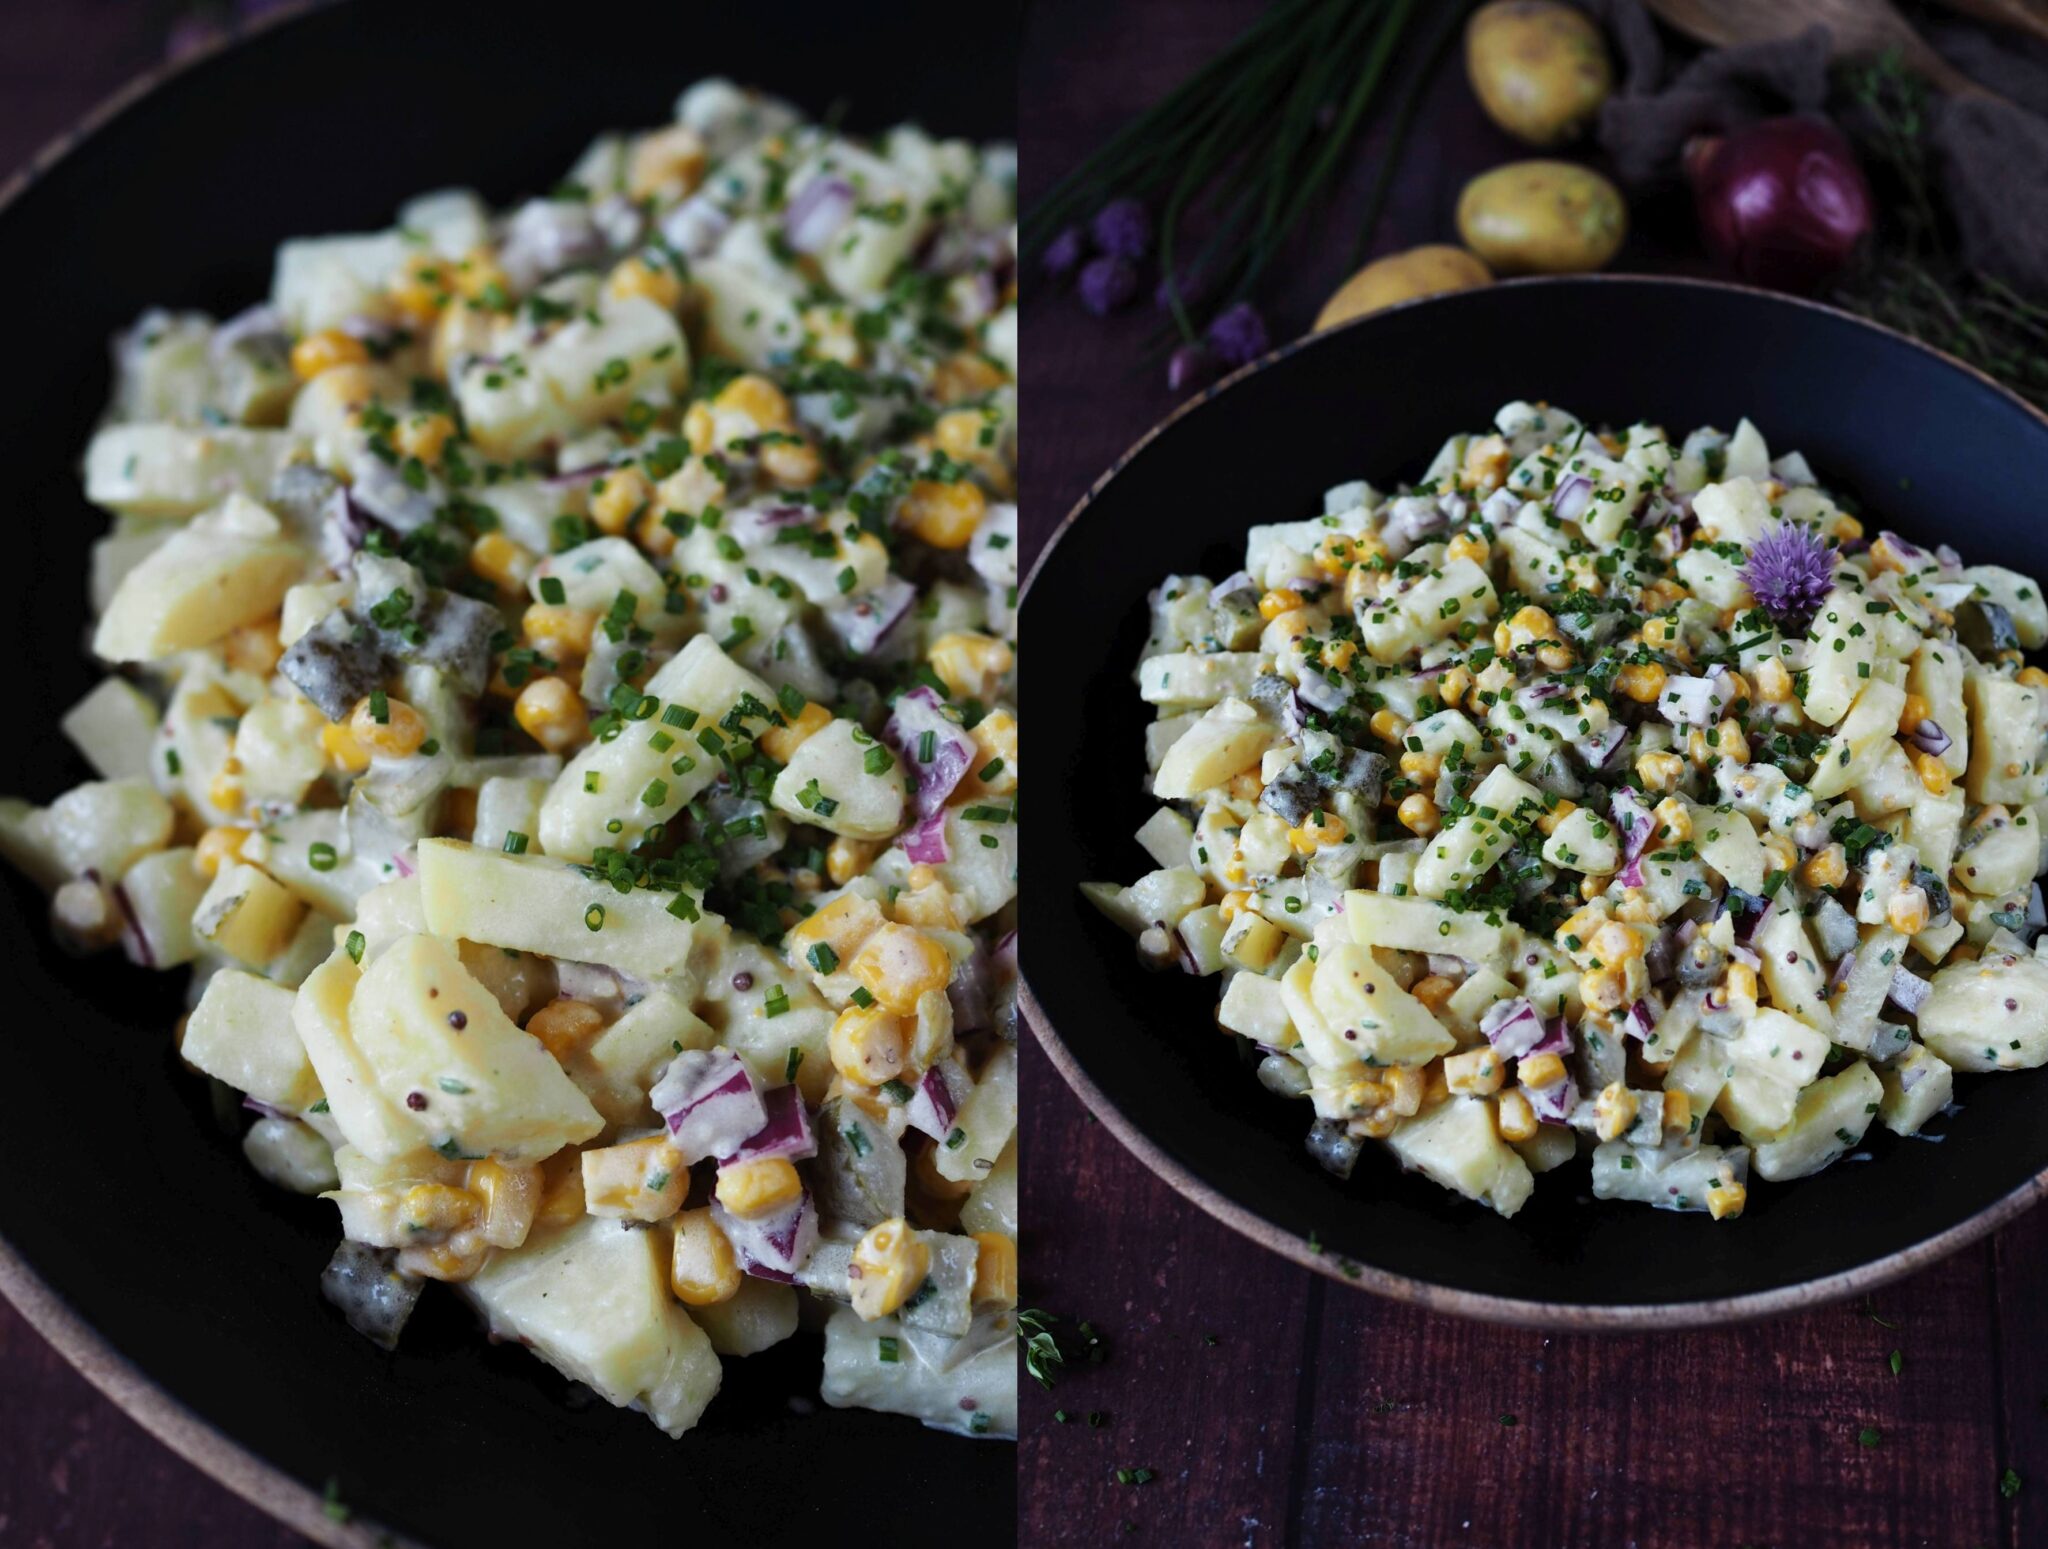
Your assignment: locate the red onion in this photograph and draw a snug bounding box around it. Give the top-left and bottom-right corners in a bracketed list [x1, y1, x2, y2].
[1906, 719, 1952, 758]
[1685, 117, 1873, 293]
[783, 177, 855, 254]
[1551, 474, 1593, 525]
[904, 809, 950, 865]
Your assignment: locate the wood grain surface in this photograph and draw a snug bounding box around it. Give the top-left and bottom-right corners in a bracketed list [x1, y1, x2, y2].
[1016, 2, 2047, 1546]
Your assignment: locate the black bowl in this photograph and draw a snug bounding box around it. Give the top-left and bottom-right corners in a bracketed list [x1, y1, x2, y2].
[0, 2, 1016, 1543]
[1023, 274, 2048, 1328]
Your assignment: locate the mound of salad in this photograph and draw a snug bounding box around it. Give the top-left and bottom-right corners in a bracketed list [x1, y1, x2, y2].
[1089, 399, 2048, 1221]
[4, 78, 1018, 1438]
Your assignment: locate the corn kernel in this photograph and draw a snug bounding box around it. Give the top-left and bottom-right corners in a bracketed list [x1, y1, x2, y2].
[1495, 1087, 1539, 1142]
[849, 1218, 931, 1320]
[928, 631, 1013, 701]
[1324, 639, 1359, 673]
[1635, 751, 1685, 793]
[1369, 708, 1406, 743]
[760, 701, 832, 764]
[627, 123, 708, 200]
[1462, 435, 1510, 492]
[1412, 974, 1457, 1013]
[1399, 749, 1443, 782]
[1592, 1082, 1639, 1143]
[1651, 797, 1691, 844]
[1535, 799, 1577, 837]
[194, 826, 251, 878]
[1913, 751, 1952, 795]
[671, 1207, 743, 1305]
[1663, 1090, 1693, 1137]
[2019, 666, 2048, 692]
[715, 1155, 802, 1220]
[522, 602, 598, 660]
[825, 835, 884, 886]
[1868, 534, 1912, 573]
[583, 1136, 687, 1221]
[715, 372, 795, 432]
[1898, 694, 1932, 735]
[1724, 962, 1759, 1004]
[787, 892, 885, 966]
[1802, 844, 1848, 890]
[1580, 967, 1627, 1013]
[1887, 887, 1931, 936]
[290, 328, 369, 380]
[933, 408, 997, 465]
[388, 253, 452, 323]
[1519, 1052, 1566, 1089]
[761, 436, 824, 490]
[400, 1182, 481, 1235]
[1534, 643, 1576, 672]
[1259, 587, 1305, 622]
[849, 924, 953, 1016]
[1343, 566, 1380, 610]
[395, 412, 457, 465]
[682, 399, 717, 455]
[320, 721, 372, 775]
[397, 1234, 489, 1283]
[470, 531, 537, 596]
[931, 351, 1006, 403]
[1397, 793, 1440, 836]
[970, 1231, 1018, 1308]
[1753, 658, 1794, 702]
[1312, 534, 1355, 575]
[1445, 531, 1490, 566]
[590, 468, 652, 536]
[1287, 811, 1348, 855]
[606, 254, 684, 310]
[829, 1003, 909, 1086]
[533, 1151, 587, 1230]
[1706, 1165, 1747, 1221]
[1443, 1047, 1505, 1097]
[1591, 922, 1642, 964]
[1616, 663, 1667, 704]
[466, 1159, 542, 1250]
[526, 997, 606, 1061]
[349, 695, 428, 759]
[223, 615, 284, 676]
[514, 676, 589, 755]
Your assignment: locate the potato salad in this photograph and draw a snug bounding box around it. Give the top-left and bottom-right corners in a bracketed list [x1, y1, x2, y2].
[5, 79, 1019, 1439]
[1089, 400, 2048, 1222]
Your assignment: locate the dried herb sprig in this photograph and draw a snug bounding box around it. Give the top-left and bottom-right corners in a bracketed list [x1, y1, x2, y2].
[1830, 53, 2048, 407]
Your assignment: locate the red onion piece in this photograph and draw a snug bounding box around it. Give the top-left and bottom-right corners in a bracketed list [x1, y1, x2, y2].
[1526, 1075, 1577, 1125]
[1907, 719, 1952, 758]
[1481, 997, 1546, 1059]
[724, 1084, 817, 1163]
[885, 686, 977, 818]
[824, 574, 916, 658]
[1684, 117, 1874, 293]
[1889, 966, 1933, 1014]
[653, 1048, 767, 1164]
[906, 1059, 972, 1141]
[904, 809, 950, 865]
[1623, 999, 1658, 1042]
[784, 177, 856, 254]
[1551, 474, 1593, 525]
[1609, 787, 1656, 888]
[1528, 1015, 1574, 1058]
[715, 1191, 818, 1282]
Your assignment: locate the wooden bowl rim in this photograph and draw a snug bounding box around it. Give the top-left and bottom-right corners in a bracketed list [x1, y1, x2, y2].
[1020, 270, 2048, 1330]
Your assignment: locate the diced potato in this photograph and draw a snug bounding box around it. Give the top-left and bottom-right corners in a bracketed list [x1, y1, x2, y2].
[1692, 806, 1765, 894]
[1806, 678, 1908, 801]
[1135, 807, 1195, 871]
[1692, 476, 1770, 546]
[1217, 970, 1296, 1046]
[539, 636, 777, 862]
[959, 1140, 1017, 1239]
[83, 424, 307, 519]
[1384, 1097, 1534, 1218]
[1800, 589, 1878, 727]
[769, 720, 905, 840]
[864, 805, 1018, 925]
[92, 495, 305, 663]
[455, 296, 690, 458]
[1967, 671, 2046, 806]
[347, 933, 602, 1161]
[1137, 652, 1268, 708]
[416, 838, 713, 984]
[1344, 888, 1516, 970]
[61, 679, 161, 781]
[1962, 565, 2048, 649]
[1752, 1061, 1883, 1182]
[1878, 1042, 1954, 1136]
[1954, 813, 2037, 898]
[293, 948, 416, 1161]
[1908, 640, 1969, 776]
[1152, 699, 1274, 801]
[1413, 764, 1540, 900]
[1754, 908, 1833, 1036]
[1917, 948, 2048, 1071]
[1830, 928, 1908, 1053]
[183, 969, 319, 1110]
[819, 1306, 1015, 1438]
[1540, 807, 1619, 874]
[116, 846, 209, 967]
[932, 1043, 1016, 1184]
[464, 1214, 721, 1437]
[1305, 942, 1455, 1066]
[1082, 868, 1206, 937]
[568, 989, 717, 1126]
[194, 862, 308, 968]
[41, 779, 173, 881]
[242, 1116, 337, 1193]
[1713, 1007, 1829, 1139]
[689, 1276, 799, 1357]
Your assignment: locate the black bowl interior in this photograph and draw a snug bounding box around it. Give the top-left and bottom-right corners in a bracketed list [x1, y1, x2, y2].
[0, 1, 1015, 1542]
[1024, 275, 2048, 1316]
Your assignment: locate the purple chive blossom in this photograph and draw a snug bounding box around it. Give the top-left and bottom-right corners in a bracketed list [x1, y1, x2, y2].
[1090, 198, 1152, 259]
[1078, 255, 1140, 315]
[1167, 343, 1217, 393]
[1743, 522, 1835, 628]
[1207, 301, 1270, 366]
[1042, 225, 1088, 279]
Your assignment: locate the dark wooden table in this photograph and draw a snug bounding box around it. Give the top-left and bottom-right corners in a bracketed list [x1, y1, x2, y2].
[1017, 3, 2048, 1546]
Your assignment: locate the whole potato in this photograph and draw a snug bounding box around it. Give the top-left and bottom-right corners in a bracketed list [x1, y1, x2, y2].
[1314, 245, 1493, 331]
[1456, 160, 1626, 274]
[1465, 0, 1613, 147]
